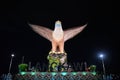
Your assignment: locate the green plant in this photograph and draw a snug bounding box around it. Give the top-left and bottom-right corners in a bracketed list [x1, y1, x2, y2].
[89, 65, 96, 72]
[18, 63, 28, 72]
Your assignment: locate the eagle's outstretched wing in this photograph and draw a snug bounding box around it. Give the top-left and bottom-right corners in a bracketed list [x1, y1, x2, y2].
[64, 24, 87, 42]
[29, 24, 53, 42]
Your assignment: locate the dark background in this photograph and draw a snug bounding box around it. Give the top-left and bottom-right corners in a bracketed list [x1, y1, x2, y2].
[0, 0, 118, 75]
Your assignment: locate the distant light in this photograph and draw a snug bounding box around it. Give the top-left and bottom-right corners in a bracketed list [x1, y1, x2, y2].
[92, 72, 96, 75]
[82, 72, 87, 75]
[21, 72, 26, 75]
[61, 72, 67, 76]
[41, 72, 46, 75]
[72, 72, 77, 75]
[31, 72, 35, 75]
[11, 54, 14, 57]
[51, 72, 57, 76]
[99, 54, 103, 58]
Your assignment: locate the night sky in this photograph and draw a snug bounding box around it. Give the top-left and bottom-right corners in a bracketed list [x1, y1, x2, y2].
[0, 0, 118, 75]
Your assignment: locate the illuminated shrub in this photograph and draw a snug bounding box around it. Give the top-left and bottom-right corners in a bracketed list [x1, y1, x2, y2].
[89, 65, 96, 72]
[18, 63, 28, 72]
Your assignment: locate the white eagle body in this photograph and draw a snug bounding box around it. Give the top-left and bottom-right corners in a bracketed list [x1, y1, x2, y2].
[52, 21, 64, 42]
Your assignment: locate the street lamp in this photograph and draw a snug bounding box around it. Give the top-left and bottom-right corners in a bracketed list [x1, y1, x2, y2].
[8, 54, 15, 73]
[99, 54, 106, 79]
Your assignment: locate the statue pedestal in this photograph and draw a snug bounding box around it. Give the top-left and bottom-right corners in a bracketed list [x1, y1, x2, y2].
[47, 51, 68, 72]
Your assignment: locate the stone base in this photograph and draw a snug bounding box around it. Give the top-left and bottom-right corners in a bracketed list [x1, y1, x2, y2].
[47, 51, 68, 72]
[15, 72, 100, 80]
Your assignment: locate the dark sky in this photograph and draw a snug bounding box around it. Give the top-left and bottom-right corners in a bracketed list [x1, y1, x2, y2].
[0, 0, 118, 75]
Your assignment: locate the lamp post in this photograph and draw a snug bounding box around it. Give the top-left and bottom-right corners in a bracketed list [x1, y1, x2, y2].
[99, 54, 106, 79]
[8, 54, 15, 73]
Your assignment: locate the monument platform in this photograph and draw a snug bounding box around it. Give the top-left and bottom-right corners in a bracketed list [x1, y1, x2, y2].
[14, 72, 102, 80]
